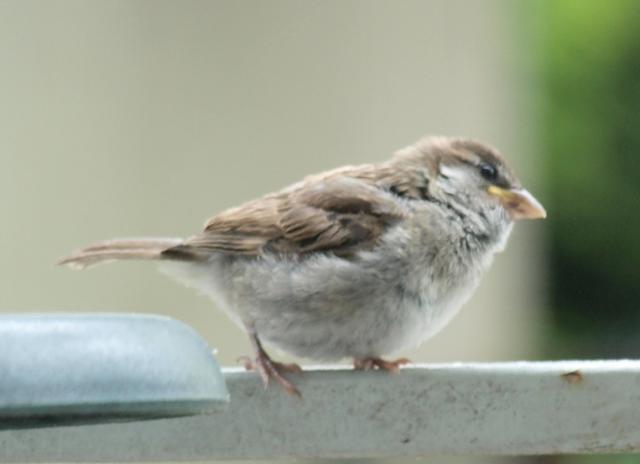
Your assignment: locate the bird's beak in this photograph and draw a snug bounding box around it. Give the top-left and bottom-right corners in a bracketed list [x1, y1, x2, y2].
[487, 186, 546, 220]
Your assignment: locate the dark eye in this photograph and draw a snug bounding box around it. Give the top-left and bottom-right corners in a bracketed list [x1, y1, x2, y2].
[479, 163, 498, 181]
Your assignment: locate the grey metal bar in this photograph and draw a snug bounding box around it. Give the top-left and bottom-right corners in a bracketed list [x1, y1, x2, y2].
[1, 360, 639, 461]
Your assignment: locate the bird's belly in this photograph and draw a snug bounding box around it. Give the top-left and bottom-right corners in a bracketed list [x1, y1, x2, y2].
[251, 277, 476, 361]
[217, 251, 480, 361]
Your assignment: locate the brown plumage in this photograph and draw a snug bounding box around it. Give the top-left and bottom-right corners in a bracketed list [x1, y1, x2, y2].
[58, 136, 518, 268]
[172, 175, 408, 257]
[57, 238, 182, 269]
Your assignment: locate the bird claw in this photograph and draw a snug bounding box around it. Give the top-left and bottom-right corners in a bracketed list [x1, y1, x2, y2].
[238, 353, 303, 397]
[353, 357, 411, 373]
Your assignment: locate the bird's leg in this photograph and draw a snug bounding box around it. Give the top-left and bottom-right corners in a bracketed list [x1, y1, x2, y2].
[353, 357, 411, 373]
[239, 331, 303, 397]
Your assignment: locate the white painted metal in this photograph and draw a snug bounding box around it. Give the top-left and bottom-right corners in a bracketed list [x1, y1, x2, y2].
[1, 361, 639, 461]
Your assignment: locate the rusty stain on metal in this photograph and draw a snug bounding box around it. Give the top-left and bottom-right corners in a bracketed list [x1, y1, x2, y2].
[561, 370, 583, 384]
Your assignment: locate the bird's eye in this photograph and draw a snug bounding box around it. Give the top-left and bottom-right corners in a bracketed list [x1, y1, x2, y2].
[479, 163, 498, 181]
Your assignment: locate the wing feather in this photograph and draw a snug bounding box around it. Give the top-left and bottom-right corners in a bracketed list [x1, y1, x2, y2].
[165, 169, 409, 258]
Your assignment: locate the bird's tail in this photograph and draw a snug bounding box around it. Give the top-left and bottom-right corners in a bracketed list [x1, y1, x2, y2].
[57, 238, 186, 270]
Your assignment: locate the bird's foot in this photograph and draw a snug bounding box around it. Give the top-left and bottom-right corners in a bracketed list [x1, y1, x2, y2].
[239, 341, 302, 397]
[353, 357, 411, 373]
[240, 354, 302, 397]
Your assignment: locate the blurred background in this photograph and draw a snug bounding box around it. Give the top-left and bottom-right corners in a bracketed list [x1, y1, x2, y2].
[0, 1, 638, 463]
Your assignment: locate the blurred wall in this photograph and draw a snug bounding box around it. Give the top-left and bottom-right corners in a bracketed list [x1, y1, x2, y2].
[0, 0, 545, 370]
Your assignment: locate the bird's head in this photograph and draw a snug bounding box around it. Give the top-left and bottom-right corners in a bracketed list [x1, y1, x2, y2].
[409, 136, 546, 221]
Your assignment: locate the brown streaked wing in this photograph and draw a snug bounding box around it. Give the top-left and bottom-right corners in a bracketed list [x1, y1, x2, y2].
[167, 174, 407, 258]
[276, 177, 406, 255]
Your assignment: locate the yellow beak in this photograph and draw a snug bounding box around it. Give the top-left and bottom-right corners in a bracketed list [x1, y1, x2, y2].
[487, 186, 546, 220]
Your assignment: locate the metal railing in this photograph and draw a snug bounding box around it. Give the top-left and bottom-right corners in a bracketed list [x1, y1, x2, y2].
[1, 314, 638, 461]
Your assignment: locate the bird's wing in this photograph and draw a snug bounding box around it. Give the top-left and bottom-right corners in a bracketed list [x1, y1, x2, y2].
[165, 171, 408, 258]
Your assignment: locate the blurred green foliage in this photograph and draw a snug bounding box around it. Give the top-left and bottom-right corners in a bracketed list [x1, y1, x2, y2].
[542, 0, 640, 356]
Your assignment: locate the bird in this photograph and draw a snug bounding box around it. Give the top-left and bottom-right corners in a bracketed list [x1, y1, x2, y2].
[58, 136, 546, 396]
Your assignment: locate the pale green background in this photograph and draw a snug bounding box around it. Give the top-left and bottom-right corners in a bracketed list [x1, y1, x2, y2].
[0, 0, 545, 462]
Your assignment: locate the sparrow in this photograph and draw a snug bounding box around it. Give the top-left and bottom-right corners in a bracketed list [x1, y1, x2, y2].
[59, 136, 545, 396]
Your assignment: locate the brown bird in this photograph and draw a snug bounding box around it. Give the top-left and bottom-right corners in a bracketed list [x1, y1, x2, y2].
[59, 136, 545, 396]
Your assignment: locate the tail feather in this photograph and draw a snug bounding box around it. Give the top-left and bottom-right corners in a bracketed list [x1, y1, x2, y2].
[57, 238, 184, 270]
